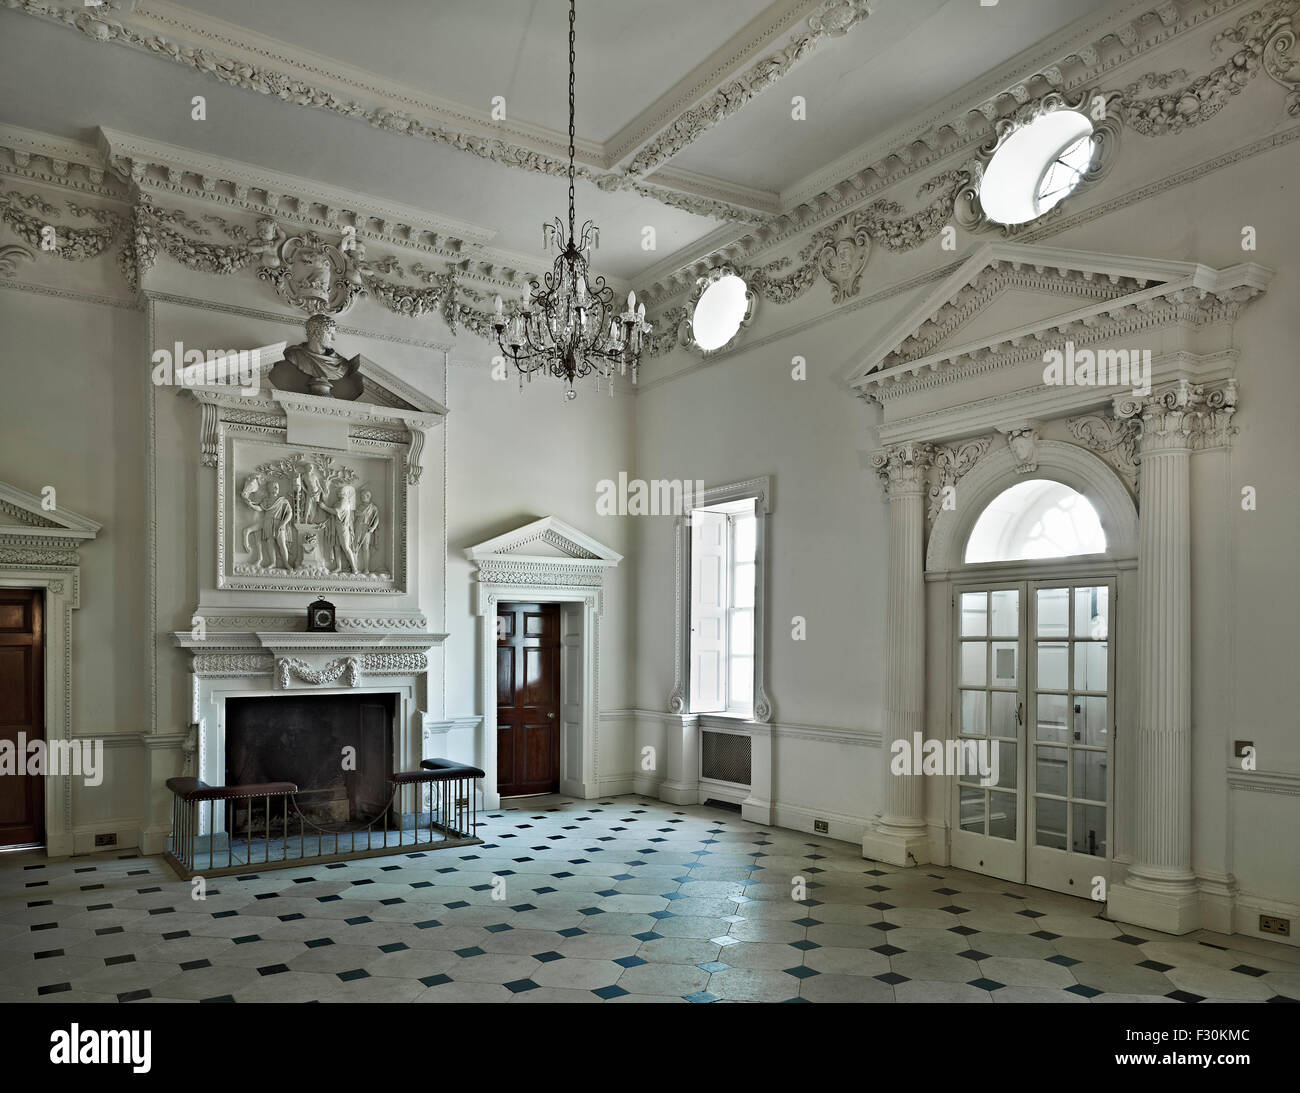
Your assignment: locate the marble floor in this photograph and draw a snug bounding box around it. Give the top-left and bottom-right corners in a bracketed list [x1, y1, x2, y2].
[2, 794, 1298, 1004]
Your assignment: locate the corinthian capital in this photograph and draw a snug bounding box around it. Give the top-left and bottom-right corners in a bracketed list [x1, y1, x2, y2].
[1114, 378, 1238, 453]
[870, 441, 935, 498]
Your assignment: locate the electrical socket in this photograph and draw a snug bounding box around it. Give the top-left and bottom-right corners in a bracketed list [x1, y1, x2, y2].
[94, 832, 116, 847]
[1260, 914, 1290, 937]
[813, 819, 829, 834]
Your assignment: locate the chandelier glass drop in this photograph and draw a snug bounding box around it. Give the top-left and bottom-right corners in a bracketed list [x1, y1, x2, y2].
[492, 0, 650, 400]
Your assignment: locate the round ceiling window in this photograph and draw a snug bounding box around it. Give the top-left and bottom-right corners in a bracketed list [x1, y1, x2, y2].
[979, 109, 1095, 226]
[691, 274, 750, 352]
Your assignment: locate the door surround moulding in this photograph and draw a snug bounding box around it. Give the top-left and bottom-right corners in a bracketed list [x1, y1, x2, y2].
[0, 481, 102, 857]
[465, 517, 622, 810]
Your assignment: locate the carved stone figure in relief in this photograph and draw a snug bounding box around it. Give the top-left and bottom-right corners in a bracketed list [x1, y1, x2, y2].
[276, 315, 362, 400]
[319, 482, 361, 574]
[235, 452, 386, 580]
[354, 488, 381, 573]
[246, 218, 286, 269]
[241, 475, 295, 569]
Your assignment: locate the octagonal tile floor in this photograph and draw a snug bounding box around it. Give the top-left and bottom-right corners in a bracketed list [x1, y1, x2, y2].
[2, 795, 1297, 1004]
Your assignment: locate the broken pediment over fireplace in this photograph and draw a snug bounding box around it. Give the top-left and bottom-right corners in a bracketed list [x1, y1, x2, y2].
[177, 338, 447, 603]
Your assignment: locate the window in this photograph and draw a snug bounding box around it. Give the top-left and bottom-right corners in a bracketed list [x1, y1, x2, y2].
[964, 479, 1105, 564]
[691, 273, 750, 351]
[978, 109, 1094, 226]
[689, 497, 757, 717]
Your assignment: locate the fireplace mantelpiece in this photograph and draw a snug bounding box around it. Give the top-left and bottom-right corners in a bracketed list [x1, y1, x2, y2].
[172, 627, 447, 832]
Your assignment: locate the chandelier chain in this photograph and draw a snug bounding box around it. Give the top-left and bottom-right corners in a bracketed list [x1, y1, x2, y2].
[568, 0, 576, 242]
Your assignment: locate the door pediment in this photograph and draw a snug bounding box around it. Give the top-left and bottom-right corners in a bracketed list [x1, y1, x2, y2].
[0, 481, 101, 542]
[464, 516, 622, 568]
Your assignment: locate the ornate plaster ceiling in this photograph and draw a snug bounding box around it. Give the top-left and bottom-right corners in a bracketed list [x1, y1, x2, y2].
[0, 0, 1153, 281]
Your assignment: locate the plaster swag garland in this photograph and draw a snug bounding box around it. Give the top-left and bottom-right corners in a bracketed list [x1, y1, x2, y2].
[0, 188, 122, 261]
[1120, 0, 1300, 131]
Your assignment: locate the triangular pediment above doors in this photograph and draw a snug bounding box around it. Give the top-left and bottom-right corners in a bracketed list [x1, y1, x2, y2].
[845, 242, 1271, 398]
[0, 481, 101, 541]
[465, 516, 622, 567]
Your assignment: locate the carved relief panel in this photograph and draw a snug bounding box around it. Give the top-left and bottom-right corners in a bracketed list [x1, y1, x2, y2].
[218, 433, 405, 594]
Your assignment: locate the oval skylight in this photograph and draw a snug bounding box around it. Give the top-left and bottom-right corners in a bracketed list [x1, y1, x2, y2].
[692, 274, 749, 352]
[979, 110, 1095, 226]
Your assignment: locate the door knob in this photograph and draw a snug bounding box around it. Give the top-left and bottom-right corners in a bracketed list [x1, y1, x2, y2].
[547, 712, 554, 719]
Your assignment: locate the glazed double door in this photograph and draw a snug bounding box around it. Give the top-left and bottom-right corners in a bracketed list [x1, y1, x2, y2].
[950, 577, 1115, 897]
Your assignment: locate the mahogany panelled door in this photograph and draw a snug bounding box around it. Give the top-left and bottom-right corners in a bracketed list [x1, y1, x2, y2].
[0, 589, 44, 846]
[496, 602, 561, 797]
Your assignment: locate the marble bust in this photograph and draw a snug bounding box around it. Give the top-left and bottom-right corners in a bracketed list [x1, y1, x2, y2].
[273, 315, 363, 400]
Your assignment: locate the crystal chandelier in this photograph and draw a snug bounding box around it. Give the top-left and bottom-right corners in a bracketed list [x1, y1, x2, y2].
[492, 0, 651, 400]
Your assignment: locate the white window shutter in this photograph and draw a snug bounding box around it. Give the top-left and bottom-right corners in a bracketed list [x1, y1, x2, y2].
[690, 510, 728, 713]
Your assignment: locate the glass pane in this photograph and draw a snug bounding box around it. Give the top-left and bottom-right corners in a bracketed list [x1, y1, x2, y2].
[989, 791, 1016, 840]
[1037, 587, 1070, 637]
[990, 691, 1018, 737]
[1074, 642, 1107, 691]
[959, 786, 984, 834]
[1074, 585, 1108, 639]
[1035, 796, 1067, 850]
[960, 642, 986, 686]
[1037, 642, 1069, 691]
[1077, 696, 1107, 748]
[991, 641, 1019, 688]
[1072, 804, 1107, 856]
[992, 740, 1017, 790]
[960, 592, 987, 637]
[729, 657, 753, 709]
[957, 737, 987, 786]
[960, 690, 987, 736]
[1035, 694, 1070, 744]
[1035, 745, 1069, 797]
[990, 589, 1019, 637]
[733, 515, 756, 564]
[730, 610, 753, 654]
[1073, 749, 1107, 802]
[733, 562, 755, 608]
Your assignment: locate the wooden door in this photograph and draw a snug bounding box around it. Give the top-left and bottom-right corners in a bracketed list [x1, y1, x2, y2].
[0, 589, 44, 846]
[496, 602, 561, 797]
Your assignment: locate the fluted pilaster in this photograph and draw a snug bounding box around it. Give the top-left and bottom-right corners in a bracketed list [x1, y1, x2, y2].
[1109, 379, 1236, 932]
[863, 442, 933, 865]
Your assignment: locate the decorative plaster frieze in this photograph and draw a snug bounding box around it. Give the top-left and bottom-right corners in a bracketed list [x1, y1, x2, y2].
[638, 0, 1283, 309]
[1120, 0, 1300, 132]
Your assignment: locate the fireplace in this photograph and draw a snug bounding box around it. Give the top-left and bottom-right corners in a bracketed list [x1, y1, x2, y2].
[225, 692, 395, 835]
